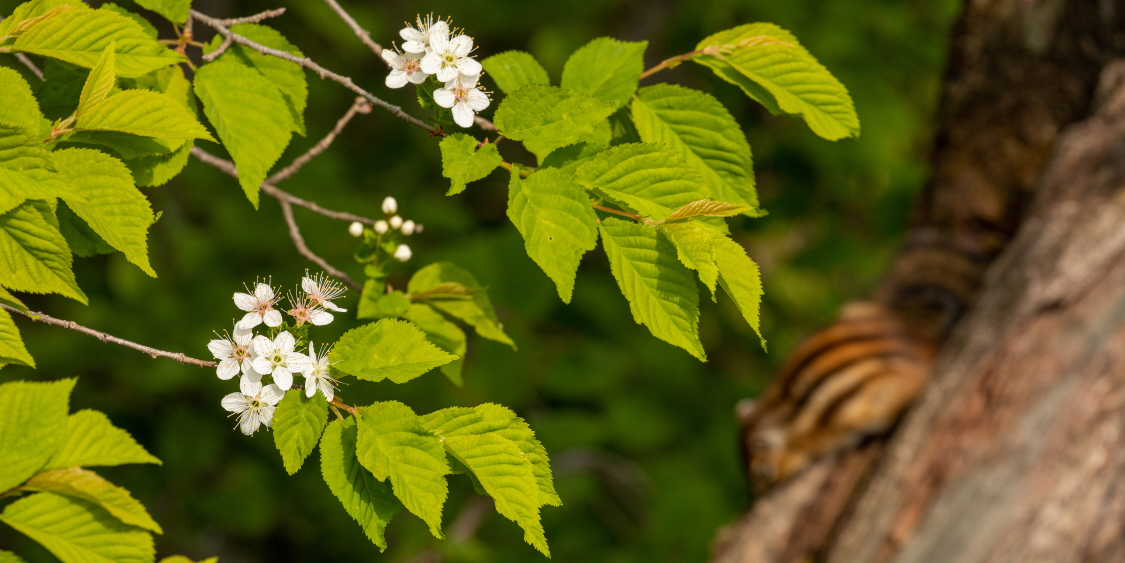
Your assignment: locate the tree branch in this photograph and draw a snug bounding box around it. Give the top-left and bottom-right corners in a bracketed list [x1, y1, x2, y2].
[266, 97, 370, 184]
[2, 305, 217, 368]
[218, 7, 287, 26]
[278, 198, 361, 290]
[320, 0, 383, 57]
[190, 9, 437, 134]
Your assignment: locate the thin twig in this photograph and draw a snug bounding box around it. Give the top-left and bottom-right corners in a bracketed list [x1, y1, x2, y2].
[201, 35, 233, 62]
[278, 198, 361, 290]
[218, 7, 286, 26]
[14, 54, 44, 81]
[267, 97, 370, 184]
[190, 9, 437, 133]
[2, 305, 217, 368]
[592, 203, 643, 221]
[190, 147, 379, 226]
[320, 0, 382, 57]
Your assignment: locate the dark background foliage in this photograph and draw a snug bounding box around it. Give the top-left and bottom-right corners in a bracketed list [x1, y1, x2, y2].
[0, 0, 960, 560]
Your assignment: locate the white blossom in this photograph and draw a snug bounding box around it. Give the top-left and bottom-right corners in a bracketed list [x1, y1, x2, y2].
[382, 196, 398, 215]
[301, 272, 348, 312]
[287, 293, 334, 327]
[394, 244, 412, 262]
[421, 29, 482, 82]
[390, 215, 403, 230]
[207, 327, 255, 380]
[401, 220, 416, 235]
[251, 331, 308, 391]
[348, 221, 364, 237]
[221, 379, 285, 435]
[381, 48, 429, 88]
[234, 282, 283, 330]
[301, 342, 338, 401]
[434, 73, 490, 128]
[374, 220, 389, 234]
[399, 15, 447, 54]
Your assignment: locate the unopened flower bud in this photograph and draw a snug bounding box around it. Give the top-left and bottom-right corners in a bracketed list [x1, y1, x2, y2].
[394, 244, 412, 262]
[348, 221, 364, 237]
[382, 196, 398, 215]
[374, 220, 389, 234]
[390, 215, 403, 230]
[401, 220, 416, 235]
[414, 224, 424, 233]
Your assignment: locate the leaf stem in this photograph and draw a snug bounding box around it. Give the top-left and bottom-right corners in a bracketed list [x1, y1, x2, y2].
[592, 203, 643, 221]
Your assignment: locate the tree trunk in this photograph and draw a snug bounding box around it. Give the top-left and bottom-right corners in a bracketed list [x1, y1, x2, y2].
[712, 1, 1125, 561]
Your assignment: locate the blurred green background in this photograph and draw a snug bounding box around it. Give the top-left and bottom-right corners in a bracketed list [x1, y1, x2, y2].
[0, 0, 960, 561]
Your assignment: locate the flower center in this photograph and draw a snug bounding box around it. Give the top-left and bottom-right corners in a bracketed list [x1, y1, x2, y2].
[232, 345, 249, 361]
[444, 54, 455, 63]
[256, 302, 272, 313]
[454, 86, 469, 102]
[271, 352, 285, 365]
[404, 61, 420, 74]
[250, 400, 261, 408]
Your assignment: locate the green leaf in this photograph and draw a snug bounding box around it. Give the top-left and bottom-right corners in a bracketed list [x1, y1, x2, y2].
[402, 303, 466, 386]
[320, 417, 401, 551]
[658, 221, 718, 298]
[0, 200, 86, 303]
[446, 434, 549, 555]
[193, 58, 294, 208]
[355, 401, 450, 538]
[0, 167, 60, 216]
[0, 67, 45, 133]
[205, 24, 309, 136]
[76, 89, 213, 141]
[632, 84, 761, 213]
[560, 37, 647, 106]
[272, 391, 329, 475]
[0, 306, 34, 368]
[694, 23, 859, 140]
[407, 262, 514, 348]
[331, 319, 456, 383]
[0, 492, 154, 563]
[10, 5, 185, 78]
[124, 140, 192, 187]
[0, 286, 28, 313]
[0, 378, 74, 493]
[577, 142, 708, 219]
[100, 3, 158, 39]
[421, 404, 560, 508]
[21, 467, 162, 533]
[56, 201, 115, 258]
[356, 285, 410, 320]
[52, 148, 155, 276]
[44, 409, 162, 470]
[76, 42, 116, 121]
[507, 166, 598, 303]
[0, 549, 27, 563]
[439, 133, 502, 196]
[481, 51, 550, 94]
[131, 0, 189, 24]
[540, 140, 606, 177]
[713, 233, 766, 349]
[493, 84, 617, 162]
[0, 0, 75, 37]
[599, 217, 704, 359]
[665, 198, 749, 221]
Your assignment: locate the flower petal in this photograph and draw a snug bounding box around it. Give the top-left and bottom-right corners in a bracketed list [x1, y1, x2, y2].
[310, 310, 333, 326]
[320, 381, 335, 402]
[457, 57, 482, 77]
[436, 65, 458, 82]
[322, 301, 347, 312]
[305, 382, 316, 398]
[261, 384, 285, 405]
[273, 367, 293, 391]
[240, 370, 262, 387]
[467, 89, 490, 111]
[408, 71, 429, 84]
[301, 276, 318, 295]
[253, 335, 273, 356]
[382, 48, 401, 64]
[208, 339, 233, 359]
[221, 392, 249, 413]
[402, 40, 427, 54]
[238, 312, 262, 330]
[420, 53, 443, 75]
[239, 411, 260, 435]
[240, 378, 263, 397]
[433, 87, 456, 108]
[452, 103, 475, 128]
[429, 22, 450, 50]
[261, 405, 277, 427]
[252, 356, 273, 376]
[264, 309, 283, 327]
[254, 283, 274, 301]
[233, 328, 254, 344]
[233, 292, 257, 312]
[217, 358, 240, 380]
[386, 70, 410, 89]
[450, 35, 473, 57]
[275, 331, 295, 353]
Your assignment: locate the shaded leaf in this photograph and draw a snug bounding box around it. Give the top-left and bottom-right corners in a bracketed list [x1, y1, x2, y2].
[0, 200, 86, 303]
[407, 262, 514, 347]
[320, 417, 401, 551]
[402, 303, 466, 386]
[0, 378, 74, 498]
[22, 467, 162, 533]
[0, 492, 154, 563]
[493, 84, 617, 162]
[44, 409, 161, 470]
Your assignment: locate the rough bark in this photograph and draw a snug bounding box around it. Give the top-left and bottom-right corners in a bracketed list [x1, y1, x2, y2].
[711, 1, 1125, 562]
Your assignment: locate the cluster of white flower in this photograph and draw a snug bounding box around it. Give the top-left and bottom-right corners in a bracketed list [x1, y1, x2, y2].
[347, 197, 421, 262]
[382, 14, 490, 128]
[209, 273, 346, 435]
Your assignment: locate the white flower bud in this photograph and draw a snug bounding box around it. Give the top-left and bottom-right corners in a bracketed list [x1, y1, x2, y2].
[389, 215, 403, 230]
[348, 221, 364, 237]
[382, 196, 398, 215]
[374, 220, 389, 234]
[401, 220, 416, 235]
[393, 244, 412, 262]
[415, 224, 424, 233]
